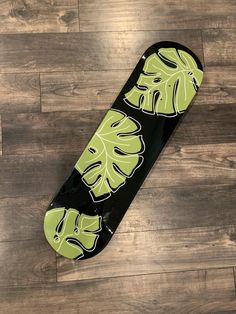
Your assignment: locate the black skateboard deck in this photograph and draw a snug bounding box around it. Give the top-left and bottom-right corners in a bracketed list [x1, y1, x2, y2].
[44, 41, 203, 260]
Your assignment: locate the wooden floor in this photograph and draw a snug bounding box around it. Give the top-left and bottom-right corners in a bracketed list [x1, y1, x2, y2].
[0, 1, 235, 313]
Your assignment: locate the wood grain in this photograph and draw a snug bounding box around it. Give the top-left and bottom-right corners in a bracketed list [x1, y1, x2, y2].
[2, 110, 105, 155]
[175, 103, 236, 145]
[40, 67, 236, 112]
[79, 0, 236, 32]
[0, 73, 40, 113]
[0, 195, 48, 242]
[57, 225, 236, 281]
[0, 0, 79, 33]
[0, 268, 234, 313]
[41, 70, 130, 112]
[0, 239, 56, 287]
[0, 153, 77, 198]
[0, 115, 2, 156]
[199, 66, 236, 105]
[2, 103, 236, 155]
[0, 30, 203, 73]
[143, 143, 236, 189]
[203, 29, 236, 66]
[0, 143, 234, 198]
[119, 184, 236, 233]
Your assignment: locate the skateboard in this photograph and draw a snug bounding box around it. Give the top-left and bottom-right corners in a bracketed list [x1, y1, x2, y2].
[44, 41, 203, 260]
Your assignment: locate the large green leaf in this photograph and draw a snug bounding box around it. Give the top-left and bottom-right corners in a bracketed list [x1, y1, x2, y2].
[124, 48, 203, 116]
[44, 207, 101, 260]
[75, 109, 145, 202]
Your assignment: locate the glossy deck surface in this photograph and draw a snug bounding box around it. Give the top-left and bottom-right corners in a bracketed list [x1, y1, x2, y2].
[44, 42, 203, 260]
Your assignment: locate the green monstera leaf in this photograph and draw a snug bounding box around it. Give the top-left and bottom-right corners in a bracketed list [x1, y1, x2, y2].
[124, 48, 203, 116]
[75, 109, 145, 202]
[44, 207, 101, 260]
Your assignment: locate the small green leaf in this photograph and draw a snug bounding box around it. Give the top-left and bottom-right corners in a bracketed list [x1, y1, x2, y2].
[44, 208, 101, 260]
[124, 48, 203, 116]
[75, 109, 145, 202]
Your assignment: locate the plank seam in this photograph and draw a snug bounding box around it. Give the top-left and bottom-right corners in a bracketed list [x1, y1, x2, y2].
[56, 266, 236, 285]
[39, 73, 42, 113]
[0, 266, 234, 289]
[0, 114, 2, 156]
[233, 267, 236, 297]
[78, 0, 81, 31]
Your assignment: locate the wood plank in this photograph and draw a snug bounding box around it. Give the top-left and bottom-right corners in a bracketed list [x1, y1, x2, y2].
[0, 268, 235, 313]
[0, 239, 56, 287]
[0, 153, 77, 198]
[0, 115, 2, 156]
[0, 0, 79, 33]
[199, 66, 236, 105]
[0, 30, 203, 73]
[57, 225, 236, 281]
[0, 143, 234, 198]
[233, 268, 236, 291]
[119, 184, 236, 233]
[0, 73, 40, 113]
[2, 110, 105, 155]
[79, 0, 236, 32]
[41, 70, 130, 112]
[2, 103, 236, 155]
[203, 29, 236, 66]
[0, 195, 48, 242]
[41, 67, 236, 112]
[143, 143, 236, 189]
[175, 102, 236, 145]
[1, 184, 235, 243]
